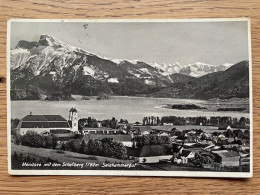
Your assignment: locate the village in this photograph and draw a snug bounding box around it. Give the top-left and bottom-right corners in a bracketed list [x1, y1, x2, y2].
[11, 107, 250, 172]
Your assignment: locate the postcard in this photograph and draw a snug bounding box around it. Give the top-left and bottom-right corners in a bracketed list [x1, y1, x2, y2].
[7, 19, 252, 177]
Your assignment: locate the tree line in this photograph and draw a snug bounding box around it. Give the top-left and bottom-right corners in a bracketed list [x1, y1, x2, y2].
[61, 138, 127, 160]
[158, 116, 250, 128]
[78, 117, 129, 130]
[14, 131, 128, 160]
[15, 131, 57, 149]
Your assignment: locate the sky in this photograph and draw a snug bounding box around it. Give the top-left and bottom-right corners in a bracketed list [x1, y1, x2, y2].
[10, 20, 249, 65]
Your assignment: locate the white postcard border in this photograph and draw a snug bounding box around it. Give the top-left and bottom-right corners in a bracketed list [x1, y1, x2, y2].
[7, 18, 253, 178]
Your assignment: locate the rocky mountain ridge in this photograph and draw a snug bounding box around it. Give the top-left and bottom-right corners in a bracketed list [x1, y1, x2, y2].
[10, 35, 248, 100]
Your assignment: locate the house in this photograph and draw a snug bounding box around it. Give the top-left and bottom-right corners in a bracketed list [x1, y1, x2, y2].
[163, 123, 173, 126]
[82, 127, 119, 135]
[217, 138, 230, 145]
[240, 157, 250, 165]
[131, 126, 153, 135]
[227, 125, 232, 130]
[204, 145, 221, 152]
[152, 126, 176, 132]
[212, 150, 240, 166]
[218, 134, 226, 140]
[160, 132, 169, 136]
[117, 123, 128, 129]
[16, 114, 71, 135]
[174, 150, 195, 164]
[185, 134, 201, 143]
[127, 145, 173, 163]
[238, 150, 249, 158]
[222, 144, 239, 150]
[200, 132, 211, 140]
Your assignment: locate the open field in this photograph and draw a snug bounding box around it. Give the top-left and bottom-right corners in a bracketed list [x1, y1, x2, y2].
[11, 144, 138, 170]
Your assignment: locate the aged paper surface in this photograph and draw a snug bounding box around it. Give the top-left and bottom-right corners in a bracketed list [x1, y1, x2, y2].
[7, 19, 252, 177]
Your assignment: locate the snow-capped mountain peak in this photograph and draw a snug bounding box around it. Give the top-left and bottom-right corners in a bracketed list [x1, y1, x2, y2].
[179, 62, 233, 77]
[39, 34, 75, 50]
[223, 63, 234, 67]
[10, 34, 234, 80]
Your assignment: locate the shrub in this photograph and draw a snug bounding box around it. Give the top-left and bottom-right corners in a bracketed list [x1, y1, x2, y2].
[62, 139, 81, 152]
[80, 138, 127, 160]
[19, 131, 57, 149]
[20, 131, 44, 148]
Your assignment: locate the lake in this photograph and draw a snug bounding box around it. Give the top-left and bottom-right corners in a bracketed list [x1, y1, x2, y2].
[11, 96, 250, 123]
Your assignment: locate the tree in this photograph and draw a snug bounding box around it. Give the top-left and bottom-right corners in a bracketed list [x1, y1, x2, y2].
[79, 140, 88, 154]
[11, 118, 20, 135]
[150, 135, 158, 145]
[111, 117, 117, 129]
[239, 117, 246, 128]
[225, 129, 234, 138]
[52, 137, 58, 149]
[20, 131, 44, 148]
[87, 117, 92, 127]
[94, 139, 103, 156]
[135, 136, 143, 148]
[67, 139, 81, 152]
[161, 136, 170, 144]
[157, 117, 160, 125]
[87, 139, 95, 155]
[143, 135, 150, 145]
[113, 142, 127, 160]
[43, 136, 53, 149]
[82, 138, 127, 160]
[92, 119, 99, 128]
[102, 142, 113, 157]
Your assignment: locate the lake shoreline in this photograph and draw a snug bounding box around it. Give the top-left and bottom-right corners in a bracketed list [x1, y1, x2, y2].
[11, 96, 250, 123]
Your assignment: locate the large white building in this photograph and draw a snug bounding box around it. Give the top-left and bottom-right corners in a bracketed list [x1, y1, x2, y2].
[16, 114, 71, 135]
[16, 108, 79, 135]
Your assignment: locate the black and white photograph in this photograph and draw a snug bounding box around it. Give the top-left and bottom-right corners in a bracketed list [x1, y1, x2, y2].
[7, 19, 252, 177]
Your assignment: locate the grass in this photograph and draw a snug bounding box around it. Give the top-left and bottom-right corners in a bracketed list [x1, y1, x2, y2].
[11, 143, 136, 170]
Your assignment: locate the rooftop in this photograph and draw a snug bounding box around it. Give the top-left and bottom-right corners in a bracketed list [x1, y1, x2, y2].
[21, 121, 70, 128]
[128, 145, 173, 157]
[82, 127, 115, 132]
[181, 150, 194, 157]
[131, 126, 152, 132]
[69, 107, 77, 113]
[213, 150, 240, 158]
[22, 115, 67, 122]
[20, 115, 70, 129]
[43, 115, 67, 121]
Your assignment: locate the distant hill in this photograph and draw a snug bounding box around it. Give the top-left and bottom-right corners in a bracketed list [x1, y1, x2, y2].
[169, 73, 198, 83]
[149, 61, 249, 99]
[192, 60, 249, 99]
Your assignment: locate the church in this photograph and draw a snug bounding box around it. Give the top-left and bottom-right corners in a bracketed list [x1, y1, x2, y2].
[68, 107, 78, 132]
[16, 108, 79, 135]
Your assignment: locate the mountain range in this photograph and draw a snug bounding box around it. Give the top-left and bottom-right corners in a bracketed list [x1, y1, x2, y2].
[149, 61, 233, 77]
[10, 35, 249, 100]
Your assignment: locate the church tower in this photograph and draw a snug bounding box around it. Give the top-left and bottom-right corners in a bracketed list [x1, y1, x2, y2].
[69, 107, 78, 132]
